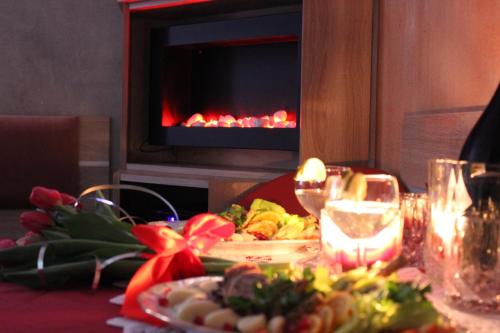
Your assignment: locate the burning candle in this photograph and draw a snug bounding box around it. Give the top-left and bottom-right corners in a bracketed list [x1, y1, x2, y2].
[426, 159, 500, 310]
[425, 159, 471, 289]
[428, 161, 472, 255]
[320, 174, 402, 271]
[320, 209, 402, 270]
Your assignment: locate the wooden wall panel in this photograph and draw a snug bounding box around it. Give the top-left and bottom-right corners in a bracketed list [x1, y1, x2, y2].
[79, 117, 111, 192]
[300, 0, 373, 164]
[376, 0, 500, 189]
[208, 180, 259, 212]
[400, 107, 482, 190]
[79, 117, 110, 162]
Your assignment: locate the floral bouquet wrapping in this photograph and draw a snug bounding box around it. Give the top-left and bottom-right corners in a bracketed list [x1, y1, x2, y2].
[0, 186, 235, 292]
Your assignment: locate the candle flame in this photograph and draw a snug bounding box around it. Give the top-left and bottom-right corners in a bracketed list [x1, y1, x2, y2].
[431, 165, 472, 247]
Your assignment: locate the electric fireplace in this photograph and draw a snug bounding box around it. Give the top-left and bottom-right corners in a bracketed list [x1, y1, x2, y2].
[148, 10, 301, 151]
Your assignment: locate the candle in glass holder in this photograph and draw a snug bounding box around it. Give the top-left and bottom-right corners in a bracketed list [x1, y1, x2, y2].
[320, 205, 403, 272]
[425, 159, 470, 289]
[426, 159, 500, 312]
[319, 173, 402, 271]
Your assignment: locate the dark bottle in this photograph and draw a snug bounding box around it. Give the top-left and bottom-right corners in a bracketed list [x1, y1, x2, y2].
[459, 83, 500, 162]
[458, 83, 500, 273]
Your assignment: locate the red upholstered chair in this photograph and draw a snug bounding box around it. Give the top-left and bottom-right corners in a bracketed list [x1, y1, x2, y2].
[238, 166, 407, 215]
[0, 116, 110, 239]
[0, 116, 80, 209]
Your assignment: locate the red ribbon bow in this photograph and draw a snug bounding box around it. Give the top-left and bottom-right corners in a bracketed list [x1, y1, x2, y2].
[121, 213, 234, 324]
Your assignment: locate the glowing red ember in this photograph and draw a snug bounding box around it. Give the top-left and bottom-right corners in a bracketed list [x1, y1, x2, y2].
[182, 110, 296, 128]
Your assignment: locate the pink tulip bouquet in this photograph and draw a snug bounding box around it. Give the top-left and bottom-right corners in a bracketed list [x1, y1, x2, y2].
[0, 187, 75, 249]
[0, 186, 234, 289]
[0, 186, 148, 288]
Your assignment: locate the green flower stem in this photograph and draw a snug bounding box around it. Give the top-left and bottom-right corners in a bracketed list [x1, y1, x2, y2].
[2, 258, 145, 289]
[0, 239, 146, 267]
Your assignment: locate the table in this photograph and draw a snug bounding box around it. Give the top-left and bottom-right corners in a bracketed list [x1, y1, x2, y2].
[0, 282, 121, 333]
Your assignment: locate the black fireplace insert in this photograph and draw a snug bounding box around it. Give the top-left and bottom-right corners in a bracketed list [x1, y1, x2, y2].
[148, 9, 302, 151]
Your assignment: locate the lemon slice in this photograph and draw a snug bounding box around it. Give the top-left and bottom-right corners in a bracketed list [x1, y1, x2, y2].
[342, 172, 367, 201]
[295, 157, 327, 182]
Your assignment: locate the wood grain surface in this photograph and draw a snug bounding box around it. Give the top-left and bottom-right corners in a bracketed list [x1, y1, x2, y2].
[208, 180, 259, 212]
[300, 0, 373, 164]
[400, 107, 482, 190]
[376, 0, 500, 186]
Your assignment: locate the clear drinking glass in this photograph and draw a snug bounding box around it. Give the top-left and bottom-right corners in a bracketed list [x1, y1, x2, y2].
[427, 159, 500, 312]
[424, 159, 462, 290]
[294, 165, 351, 218]
[322, 174, 402, 270]
[400, 193, 429, 271]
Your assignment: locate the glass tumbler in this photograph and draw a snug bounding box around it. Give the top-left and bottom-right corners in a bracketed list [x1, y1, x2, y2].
[425, 159, 464, 289]
[400, 193, 429, 271]
[446, 162, 499, 312]
[426, 159, 500, 312]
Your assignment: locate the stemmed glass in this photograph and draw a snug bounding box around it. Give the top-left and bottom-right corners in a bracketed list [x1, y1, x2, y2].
[293, 163, 350, 269]
[322, 174, 401, 269]
[294, 165, 351, 218]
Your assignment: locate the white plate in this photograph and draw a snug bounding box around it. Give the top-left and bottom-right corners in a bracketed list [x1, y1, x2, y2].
[150, 220, 320, 263]
[140, 272, 485, 333]
[138, 276, 231, 333]
[207, 239, 320, 263]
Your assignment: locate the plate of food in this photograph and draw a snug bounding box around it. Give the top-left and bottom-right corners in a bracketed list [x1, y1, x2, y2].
[219, 199, 319, 241]
[150, 199, 320, 264]
[209, 198, 320, 263]
[138, 262, 456, 333]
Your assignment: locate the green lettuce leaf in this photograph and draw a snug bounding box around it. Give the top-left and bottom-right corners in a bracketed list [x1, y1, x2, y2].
[250, 198, 286, 214]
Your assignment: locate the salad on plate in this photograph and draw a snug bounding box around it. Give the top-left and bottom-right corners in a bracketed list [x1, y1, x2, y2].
[139, 262, 455, 333]
[220, 199, 319, 241]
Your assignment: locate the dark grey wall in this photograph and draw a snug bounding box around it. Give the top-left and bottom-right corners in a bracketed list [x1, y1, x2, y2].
[0, 0, 123, 171]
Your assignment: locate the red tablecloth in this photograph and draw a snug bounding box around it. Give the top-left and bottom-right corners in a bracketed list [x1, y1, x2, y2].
[0, 282, 122, 333]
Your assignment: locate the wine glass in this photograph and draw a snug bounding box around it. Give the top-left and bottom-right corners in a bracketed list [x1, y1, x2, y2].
[293, 163, 351, 270]
[294, 164, 351, 218]
[322, 174, 401, 269]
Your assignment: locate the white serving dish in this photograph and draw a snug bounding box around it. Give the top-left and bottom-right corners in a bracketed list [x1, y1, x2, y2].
[206, 239, 319, 263]
[138, 276, 228, 333]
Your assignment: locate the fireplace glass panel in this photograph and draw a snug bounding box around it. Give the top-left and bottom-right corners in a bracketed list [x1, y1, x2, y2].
[149, 11, 301, 150]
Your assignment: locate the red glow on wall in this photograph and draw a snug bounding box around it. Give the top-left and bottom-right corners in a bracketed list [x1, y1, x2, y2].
[120, 0, 213, 12]
[161, 105, 181, 126]
[161, 113, 177, 127]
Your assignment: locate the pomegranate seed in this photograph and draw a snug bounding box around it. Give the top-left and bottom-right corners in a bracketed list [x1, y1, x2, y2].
[194, 316, 204, 326]
[296, 315, 310, 331]
[250, 232, 269, 240]
[222, 323, 234, 331]
[158, 297, 168, 307]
